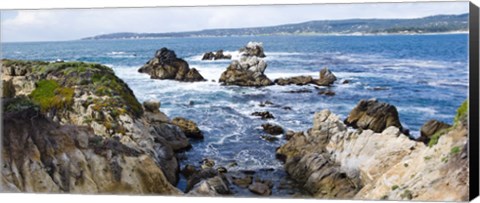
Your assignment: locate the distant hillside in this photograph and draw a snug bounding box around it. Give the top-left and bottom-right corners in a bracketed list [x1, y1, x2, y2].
[82, 13, 468, 40]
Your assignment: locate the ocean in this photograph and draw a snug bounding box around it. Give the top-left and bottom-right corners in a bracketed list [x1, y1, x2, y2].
[1, 34, 469, 195]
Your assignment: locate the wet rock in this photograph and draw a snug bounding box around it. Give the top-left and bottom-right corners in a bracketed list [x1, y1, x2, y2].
[261, 123, 284, 135]
[367, 86, 390, 91]
[239, 41, 266, 57]
[185, 168, 218, 192]
[151, 123, 191, 152]
[260, 135, 279, 142]
[171, 117, 204, 139]
[344, 98, 405, 134]
[138, 47, 206, 82]
[217, 167, 228, 173]
[201, 158, 215, 169]
[227, 162, 238, 168]
[259, 100, 274, 107]
[251, 111, 274, 119]
[274, 76, 313, 86]
[318, 89, 336, 96]
[342, 80, 350, 84]
[248, 182, 272, 196]
[232, 175, 253, 188]
[202, 50, 232, 60]
[417, 119, 452, 144]
[282, 106, 292, 111]
[181, 164, 198, 178]
[312, 67, 337, 86]
[282, 88, 313, 93]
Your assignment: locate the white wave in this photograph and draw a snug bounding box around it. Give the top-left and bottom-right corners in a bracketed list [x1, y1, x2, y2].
[397, 106, 438, 115]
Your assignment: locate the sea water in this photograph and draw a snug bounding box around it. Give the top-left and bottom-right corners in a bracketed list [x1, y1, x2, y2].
[2, 34, 468, 195]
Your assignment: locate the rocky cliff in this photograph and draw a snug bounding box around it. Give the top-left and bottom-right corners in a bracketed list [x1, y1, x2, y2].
[277, 100, 469, 201]
[1, 59, 199, 194]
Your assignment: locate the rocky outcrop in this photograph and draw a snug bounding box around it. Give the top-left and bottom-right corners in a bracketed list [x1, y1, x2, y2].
[202, 50, 232, 60]
[344, 99, 407, 135]
[171, 117, 204, 139]
[274, 76, 313, 86]
[239, 42, 266, 58]
[138, 48, 205, 82]
[273, 67, 337, 86]
[277, 102, 469, 201]
[417, 119, 452, 144]
[251, 111, 274, 120]
[1, 59, 189, 194]
[261, 123, 284, 135]
[219, 42, 273, 87]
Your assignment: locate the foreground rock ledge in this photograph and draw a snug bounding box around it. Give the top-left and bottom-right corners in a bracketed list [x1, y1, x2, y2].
[139, 47, 206, 82]
[276, 106, 468, 201]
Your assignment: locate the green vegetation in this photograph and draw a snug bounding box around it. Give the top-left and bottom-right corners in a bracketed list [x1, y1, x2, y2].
[29, 80, 74, 112]
[454, 100, 468, 125]
[401, 190, 413, 200]
[424, 156, 432, 161]
[450, 146, 461, 155]
[391, 185, 400, 190]
[428, 100, 468, 147]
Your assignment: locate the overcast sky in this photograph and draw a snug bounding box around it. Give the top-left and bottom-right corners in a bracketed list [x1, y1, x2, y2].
[0, 2, 469, 42]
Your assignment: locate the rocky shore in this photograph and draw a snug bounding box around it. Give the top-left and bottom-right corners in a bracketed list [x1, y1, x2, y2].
[1, 55, 469, 201]
[276, 99, 469, 201]
[1, 59, 204, 194]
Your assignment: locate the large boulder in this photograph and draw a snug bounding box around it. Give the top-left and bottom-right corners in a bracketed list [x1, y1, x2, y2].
[239, 42, 266, 57]
[202, 50, 232, 60]
[312, 67, 337, 86]
[344, 99, 406, 134]
[138, 47, 206, 82]
[417, 119, 452, 144]
[219, 57, 273, 87]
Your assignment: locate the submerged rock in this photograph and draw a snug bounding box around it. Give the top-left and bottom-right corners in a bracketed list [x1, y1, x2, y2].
[138, 47, 206, 82]
[274, 67, 337, 87]
[251, 111, 275, 119]
[318, 89, 336, 96]
[274, 76, 313, 86]
[261, 123, 284, 135]
[232, 175, 253, 188]
[171, 117, 204, 139]
[344, 99, 406, 134]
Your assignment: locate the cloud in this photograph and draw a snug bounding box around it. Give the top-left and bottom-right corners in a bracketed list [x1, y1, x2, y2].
[1, 2, 469, 42]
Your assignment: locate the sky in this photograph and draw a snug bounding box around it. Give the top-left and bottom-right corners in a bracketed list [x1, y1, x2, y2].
[0, 2, 469, 42]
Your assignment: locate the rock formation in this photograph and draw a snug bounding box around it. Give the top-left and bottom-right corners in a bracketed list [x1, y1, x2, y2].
[1, 59, 202, 195]
[202, 50, 232, 60]
[219, 42, 273, 86]
[344, 98, 407, 135]
[417, 119, 452, 144]
[239, 42, 266, 57]
[276, 101, 469, 201]
[138, 48, 205, 82]
[274, 67, 337, 86]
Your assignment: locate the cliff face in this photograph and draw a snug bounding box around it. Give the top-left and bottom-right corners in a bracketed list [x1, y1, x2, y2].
[1, 59, 186, 194]
[277, 106, 468, 201]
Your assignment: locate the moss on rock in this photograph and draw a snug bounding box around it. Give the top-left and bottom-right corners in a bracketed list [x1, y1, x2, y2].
[29, 79, 74, 112]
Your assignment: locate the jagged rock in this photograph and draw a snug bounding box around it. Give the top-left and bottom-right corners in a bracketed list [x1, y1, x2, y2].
[417, 119, 452, 144]
[274, 76, 313, 86]
[248, 182, 271, 196]
[219, 42, 272, 87]
[312, 67, 337, 86]
[285, 130, 303, 140]
[259, 100, 274, 107]
[239, 42, 266, 57]
[138, 47, 206, 82]
[261, 123, 284, 135]
[344, 99, 406, 134]
[171, 117, 204, 139]
[251, 111, 274, 119]
[201, 158, 215, 169]
[260, 135, 279, 142]
[151, 123, 191, 152]
[202, 50, 232, 60]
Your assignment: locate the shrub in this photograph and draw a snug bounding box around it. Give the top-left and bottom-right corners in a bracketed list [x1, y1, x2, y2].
[29, 80, 74, 112]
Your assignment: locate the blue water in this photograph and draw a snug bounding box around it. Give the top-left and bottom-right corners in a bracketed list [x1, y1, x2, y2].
[1, 34, 469, 195]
